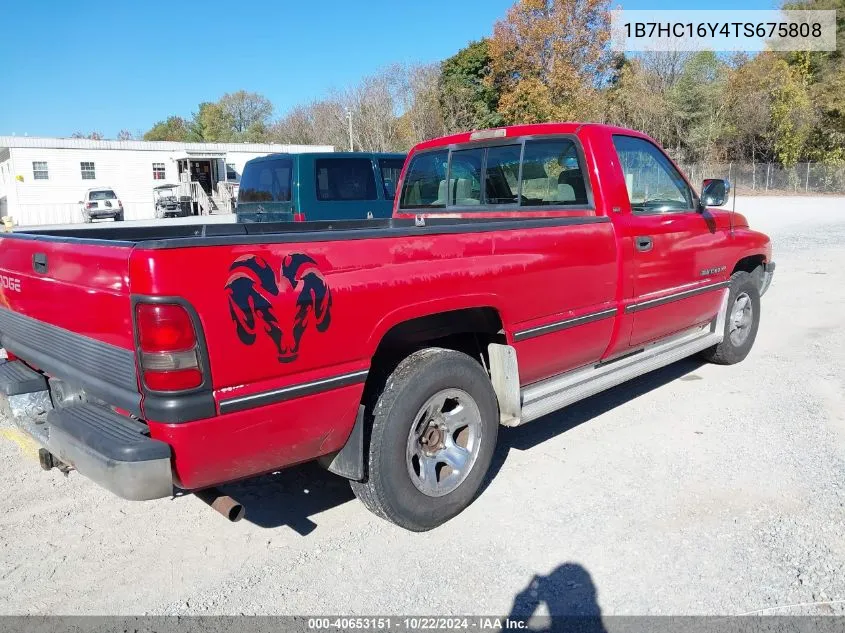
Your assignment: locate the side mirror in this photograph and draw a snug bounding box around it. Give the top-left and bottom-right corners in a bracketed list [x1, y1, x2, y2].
[701, 179, 730, 207]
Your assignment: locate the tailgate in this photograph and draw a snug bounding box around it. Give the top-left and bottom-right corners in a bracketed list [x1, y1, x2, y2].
[0, 234, 140, 414]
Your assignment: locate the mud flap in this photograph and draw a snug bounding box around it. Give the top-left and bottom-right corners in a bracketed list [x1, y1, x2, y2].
[318, 404, 365, 481]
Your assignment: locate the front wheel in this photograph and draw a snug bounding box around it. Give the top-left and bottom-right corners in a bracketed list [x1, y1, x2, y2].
[700, 270, 761, 365]
[351, 348, 499, 531]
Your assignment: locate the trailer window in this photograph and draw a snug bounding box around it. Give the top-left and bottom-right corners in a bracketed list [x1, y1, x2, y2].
[32, 161, 49, 180]
[239, 158, 292, 202]
[316, 158, 377, 201]
[400, 150, 448, 209]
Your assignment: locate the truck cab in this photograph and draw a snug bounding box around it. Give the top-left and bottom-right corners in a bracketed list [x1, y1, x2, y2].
[236, 152, 405, 223]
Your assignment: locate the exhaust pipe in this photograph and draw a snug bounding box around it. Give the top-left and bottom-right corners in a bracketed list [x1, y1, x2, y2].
[195, 487, 245, 522]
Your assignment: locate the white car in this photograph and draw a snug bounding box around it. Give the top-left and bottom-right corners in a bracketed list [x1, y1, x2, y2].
[80, 188, 124, 223]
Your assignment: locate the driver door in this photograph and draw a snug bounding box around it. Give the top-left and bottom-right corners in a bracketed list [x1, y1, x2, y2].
[613, 135, 731, 348]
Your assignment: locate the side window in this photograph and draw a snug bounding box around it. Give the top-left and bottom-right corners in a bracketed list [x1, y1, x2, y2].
[378, 158, 404, 200]
[399, 150, 448, 209]
[449, 148, 483, 206]
[484, 145, 521, 205]
[520, 140, 588, 206]
[612, 135, 693, 213]
[315, 158, 377, 201]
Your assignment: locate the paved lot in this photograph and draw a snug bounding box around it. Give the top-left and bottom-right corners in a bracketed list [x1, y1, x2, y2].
[1, 197, 843, 616]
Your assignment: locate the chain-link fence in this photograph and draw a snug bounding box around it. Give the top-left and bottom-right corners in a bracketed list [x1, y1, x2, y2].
[679, 162, 845, 195]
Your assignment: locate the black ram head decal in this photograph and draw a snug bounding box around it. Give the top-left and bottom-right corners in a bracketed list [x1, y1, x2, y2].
[224, 254, 332, 363]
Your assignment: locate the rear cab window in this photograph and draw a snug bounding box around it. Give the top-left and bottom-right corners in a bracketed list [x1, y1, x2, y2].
[239, 158, 292, 202]
[399, 137, 590, 212]
[316, 158, 377, 201]
[521, 140, 588, 206]
[400, 151, 449, 209]
[89, 190, 117, 201]
[449, 149, 484, 206]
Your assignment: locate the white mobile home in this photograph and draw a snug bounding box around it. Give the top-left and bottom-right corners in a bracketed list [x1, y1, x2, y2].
[0, 137, 333, 226]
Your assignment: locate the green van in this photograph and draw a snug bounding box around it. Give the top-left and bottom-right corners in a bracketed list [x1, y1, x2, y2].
[236, 152, 406, 223]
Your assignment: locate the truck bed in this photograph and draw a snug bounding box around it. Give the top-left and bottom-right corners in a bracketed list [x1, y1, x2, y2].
[14, 215, 604, 248]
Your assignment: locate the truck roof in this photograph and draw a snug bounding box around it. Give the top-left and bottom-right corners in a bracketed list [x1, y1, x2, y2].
[412, 122, 652, 152]
[247, 151, 406, 164]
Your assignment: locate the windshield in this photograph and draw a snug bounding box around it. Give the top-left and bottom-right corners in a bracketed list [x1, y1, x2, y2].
[89, 190, 117, 200]
[239, 158, 293, 203]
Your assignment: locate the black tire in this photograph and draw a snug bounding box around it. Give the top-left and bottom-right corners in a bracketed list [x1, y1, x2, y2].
[700, 270, 761, 365]
[351, 348, 499, 531]
[114, 212, 124, 222]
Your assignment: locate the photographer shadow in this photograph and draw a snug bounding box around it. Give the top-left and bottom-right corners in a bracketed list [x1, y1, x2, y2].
[508, 562, 606, 632]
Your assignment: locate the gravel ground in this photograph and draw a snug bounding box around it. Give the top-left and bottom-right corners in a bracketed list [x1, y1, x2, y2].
[0, 197, 843, 616]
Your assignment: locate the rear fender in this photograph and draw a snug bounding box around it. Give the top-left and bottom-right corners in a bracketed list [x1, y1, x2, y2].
[364, 294, 512, 355]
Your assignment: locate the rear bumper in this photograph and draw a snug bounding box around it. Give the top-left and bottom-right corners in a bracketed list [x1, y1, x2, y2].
[46, 405, 173, 500]
[0, 362, 172, 501]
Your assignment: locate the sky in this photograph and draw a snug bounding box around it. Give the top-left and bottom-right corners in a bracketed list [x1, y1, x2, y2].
[0, 0, 778, 138]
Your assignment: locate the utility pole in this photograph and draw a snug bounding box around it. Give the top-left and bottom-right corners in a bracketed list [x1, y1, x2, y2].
[345, 109, 353, 152]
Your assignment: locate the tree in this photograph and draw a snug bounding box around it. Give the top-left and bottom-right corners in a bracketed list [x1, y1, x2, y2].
[190, 102, 233, 142]
[488, 0, 612, 123]
[389, 63, 445, 148]
[116, 129, 134, 141]
[219, 91, 273, 136]
[71, 131, 104, 140]
[667, 52, 729, 162]
[268, 104, 321, 145]
[439, 40, 502, 133]
[343, 71, 401, 152]
[268, 98, 349, 149]
[143, 116, 191, 141]
[604, 56, 675, 149]
[782, 0, 845, 162]
[768, 60, 813, 167]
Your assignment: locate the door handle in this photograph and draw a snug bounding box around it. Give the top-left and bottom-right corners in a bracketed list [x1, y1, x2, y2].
[635, 236, 653, 252]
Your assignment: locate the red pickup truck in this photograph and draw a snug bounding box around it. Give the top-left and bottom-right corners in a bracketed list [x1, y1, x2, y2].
[0, 123, 774, 531]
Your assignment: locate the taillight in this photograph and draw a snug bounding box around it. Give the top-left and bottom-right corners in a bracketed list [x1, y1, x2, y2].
[117, 199, 123, 208]
[85, 202, 97, 209]
[136, 303, 202, 391]
[293, 212, 306, 222]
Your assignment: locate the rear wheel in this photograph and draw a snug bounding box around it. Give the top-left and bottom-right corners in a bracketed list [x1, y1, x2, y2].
[351, 348, 499, 531]
[700, 270, 761, 365]
[114, 212, 124, 222]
